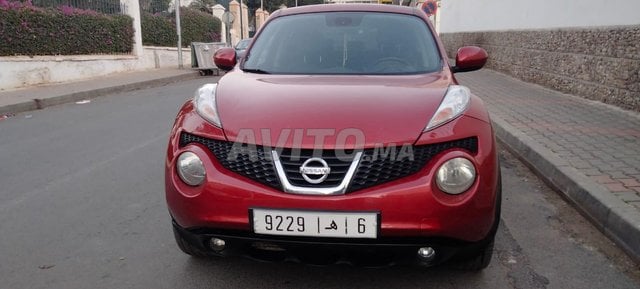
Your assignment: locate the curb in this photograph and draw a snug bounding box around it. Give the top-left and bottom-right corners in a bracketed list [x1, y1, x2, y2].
[0, 71, 201, 116]
[492, 116, 640, 263]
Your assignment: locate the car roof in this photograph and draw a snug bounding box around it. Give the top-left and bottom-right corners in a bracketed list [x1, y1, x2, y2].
[272, 4, 421, 18]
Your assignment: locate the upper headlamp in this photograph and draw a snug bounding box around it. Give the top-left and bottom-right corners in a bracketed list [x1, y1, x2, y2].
[194, 83, 222, 127]
[425, 85, 471, 131]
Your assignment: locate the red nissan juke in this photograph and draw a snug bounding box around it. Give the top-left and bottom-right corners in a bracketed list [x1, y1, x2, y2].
[166, 4, 501, 270]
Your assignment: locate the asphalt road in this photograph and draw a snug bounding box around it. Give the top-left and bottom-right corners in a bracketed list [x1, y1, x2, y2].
[0, 78, 638, 289]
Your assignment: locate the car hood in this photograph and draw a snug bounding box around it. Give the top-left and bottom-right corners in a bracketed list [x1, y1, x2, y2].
[216, 71, 452, 149]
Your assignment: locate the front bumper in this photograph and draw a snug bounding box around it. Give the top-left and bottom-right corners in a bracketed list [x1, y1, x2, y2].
[166, 102, 500, 247]
[172, 219, 496, 267]
[167, 132, 498, 241]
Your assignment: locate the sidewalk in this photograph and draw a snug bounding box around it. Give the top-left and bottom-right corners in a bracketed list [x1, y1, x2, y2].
[0, 68, 200, 116]
[459, 70, 640, 262]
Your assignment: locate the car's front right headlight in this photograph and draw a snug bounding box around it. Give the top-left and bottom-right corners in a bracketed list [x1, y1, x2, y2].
[194, 83, 222, 127]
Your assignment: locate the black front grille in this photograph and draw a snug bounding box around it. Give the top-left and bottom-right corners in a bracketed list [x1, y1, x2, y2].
[179, 133, 281, 189]
[278, 148, 356, 188]
[349, 137, 478, 192]
[180, 133, 477, 193]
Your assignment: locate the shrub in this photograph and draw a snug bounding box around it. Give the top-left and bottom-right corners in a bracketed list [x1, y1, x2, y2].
[0, 1, 133, 56]
[141, 7, 221, 47]
[141, 12, 176, 47]
[179, 7, 221, 46]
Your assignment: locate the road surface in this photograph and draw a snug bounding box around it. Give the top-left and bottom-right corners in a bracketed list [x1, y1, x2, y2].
[0, 78, 638, 288]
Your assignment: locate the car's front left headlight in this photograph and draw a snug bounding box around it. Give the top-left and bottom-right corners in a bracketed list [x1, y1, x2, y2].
[176, 152, 206, 186]
[195, 83, 222, 127]
[425, 85, 471, 131]
[436, 157, 476, 195]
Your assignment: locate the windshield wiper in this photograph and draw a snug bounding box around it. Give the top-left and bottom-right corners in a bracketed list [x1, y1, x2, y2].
[241, 68, 271, 74]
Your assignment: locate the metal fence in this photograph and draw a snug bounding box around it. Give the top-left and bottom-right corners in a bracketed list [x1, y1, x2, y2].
[139, 0, 171, 14]
[31, 0, 128, 15]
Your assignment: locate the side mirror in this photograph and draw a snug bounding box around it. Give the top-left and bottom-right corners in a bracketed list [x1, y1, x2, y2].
[452, 46, 488, 73]
[214, 47, 237, 71]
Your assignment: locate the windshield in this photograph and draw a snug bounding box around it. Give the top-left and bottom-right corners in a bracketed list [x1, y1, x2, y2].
[243, 12, 442, 75]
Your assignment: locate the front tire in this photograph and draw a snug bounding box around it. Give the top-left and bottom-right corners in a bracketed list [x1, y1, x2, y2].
[456, 239, 495, 271]
[456, 167, 502, 271]
[172, 225, 211, 258]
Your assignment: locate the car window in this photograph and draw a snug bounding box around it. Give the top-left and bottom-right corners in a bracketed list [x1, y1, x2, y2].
[243, 12, 442, 75]
[236, 39, 251, 50]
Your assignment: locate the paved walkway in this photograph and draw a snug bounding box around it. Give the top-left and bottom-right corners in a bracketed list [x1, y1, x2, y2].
[459, 70, 640, 262]
[0, 68, 199, 115]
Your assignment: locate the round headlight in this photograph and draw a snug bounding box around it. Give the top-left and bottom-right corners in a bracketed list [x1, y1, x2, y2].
[436, 157, 476, 195]
[176, 152, 206, 186]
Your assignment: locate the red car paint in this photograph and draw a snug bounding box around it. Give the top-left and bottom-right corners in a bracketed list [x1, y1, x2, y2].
[166, 4, 499, 261]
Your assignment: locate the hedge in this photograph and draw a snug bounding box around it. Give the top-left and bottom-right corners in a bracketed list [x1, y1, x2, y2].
[0, 1, 133, 56]
[142, 7, 221, 47]
[141, 12, 175, 47]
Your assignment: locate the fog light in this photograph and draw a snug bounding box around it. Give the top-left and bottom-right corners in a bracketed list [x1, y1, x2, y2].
[210, 238, 226, 251]
[176, 152, 206, 186]
[418, 247, 436, 259]
[436, 157, 476, 195]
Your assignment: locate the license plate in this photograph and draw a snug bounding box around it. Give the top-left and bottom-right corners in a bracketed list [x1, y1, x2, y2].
[252, 209, 378, 239]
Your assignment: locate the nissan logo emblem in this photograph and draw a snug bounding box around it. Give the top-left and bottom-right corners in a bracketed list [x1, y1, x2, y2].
[299, 157, 331, 184]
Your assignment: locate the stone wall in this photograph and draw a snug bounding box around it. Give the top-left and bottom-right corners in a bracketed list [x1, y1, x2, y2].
[440, 25, 640, 111]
